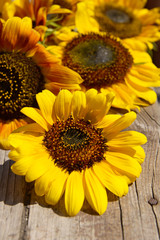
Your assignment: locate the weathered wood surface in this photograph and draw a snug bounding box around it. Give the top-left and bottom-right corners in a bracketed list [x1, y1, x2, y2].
[0, 98, 160, 240]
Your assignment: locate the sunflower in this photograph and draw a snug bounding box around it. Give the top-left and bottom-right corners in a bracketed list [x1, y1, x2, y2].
[2, 0, 72, 40]
[74, 0, 160, 51]
[0, 17, 82, 149]
[48, 29, 160, 110]
[8, 89, 147, 216]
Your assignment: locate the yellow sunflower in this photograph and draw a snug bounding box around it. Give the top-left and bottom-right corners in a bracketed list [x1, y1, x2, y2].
[74, 0, 160, 50]
[48, 29, 160, 110]
[0, 17, 82, 149]
[2, 0, 72, 40]
[8, 89, 147, 216]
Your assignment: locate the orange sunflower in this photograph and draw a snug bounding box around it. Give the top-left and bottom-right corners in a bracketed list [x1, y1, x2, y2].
[74, 0, 160, 50]
[0, 17, 82, 149]
[2, 0, 72, 40]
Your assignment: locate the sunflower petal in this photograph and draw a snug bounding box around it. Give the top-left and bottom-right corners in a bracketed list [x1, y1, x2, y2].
[11, 156, 33, 175]
[65, 171, 85, 216]
[103, 112, 137, 139]
[8, 132, 43, 150]
[53, 89, 72, 120]
[75, 2, 99, 33]
[96, 114, 121, 128]
[36, 89, 56, 125]
[45, 171, 68, 205]
[1, 17, 38, 51]
[84, 168, 108, 215]
[71, 91, 86, 119]
[85, 90, 115, 124]
[105, 151, 142, 177]
[107, 131, 147, 145]
[93, 162, 128, 197]
[35, 165, 60, 196]
[25, 152, 52, 182]
[21, 107, 49, 131]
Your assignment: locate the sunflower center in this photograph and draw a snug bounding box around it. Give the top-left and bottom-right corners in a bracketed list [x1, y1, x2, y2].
[106, 9, 130, 23]
[43, 116, 107, 173]
[95, 4, 142, 38]
[62, 128, 88, 148]
[0, 52, 44, 121]
[69, 39, 115, 67]
[62, 33, 133, 89]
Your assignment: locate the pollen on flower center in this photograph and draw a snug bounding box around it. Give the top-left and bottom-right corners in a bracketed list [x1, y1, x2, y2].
[0, 52, 44, 121]
[43, 116, 107, 173]
[62, 33, 133, 89]
[62, 128, 88, 148]
[68, 39, 115, 67]
[106, 9, 130, 23]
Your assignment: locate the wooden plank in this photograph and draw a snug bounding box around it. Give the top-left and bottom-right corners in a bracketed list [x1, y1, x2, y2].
[0, 151, 26, 240]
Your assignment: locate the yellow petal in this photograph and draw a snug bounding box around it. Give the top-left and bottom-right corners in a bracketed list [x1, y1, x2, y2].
[93, 162, 128, 197]
[126, 78, 158, 104]
[53, 89, 72, 120]
[35, 165, 60, 196]
[9, 149, 20, 161]
[25, 152, 52, 182]
[12, 123, 45, 134]
[11, 156, 33, 175]
[108, 145, 145, 164]
[103, 112, 137, 139]
[75, 2, 99, 34]
[71, 91, 86, 120]
[36, 89, 56, 125]
[107, 131, 147, 146]
[45, 170, 68, 205]
[124, 0, 147, 9]
[84, 168, 108, 215]
[105, 151, 142, 177]
[126, 68, 160, 87]
[85, 90, 115, 124]
[96, 114, 121, 128]
[43, 63, 83, 85]
[131, 146, 145, 164]
[8, 134, 45, 164]
[65, 171, 85, 216]
[132, 50, 152, 64]
[48, 5, 71, 14]
[101, 84, 137, 111]
[8, 132, 43, 150]
[21, 107, 49, 131]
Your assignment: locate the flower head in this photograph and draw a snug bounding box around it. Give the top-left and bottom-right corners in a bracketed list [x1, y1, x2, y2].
[9, 89, 147, 216]
[75, 0, 160, 50]
[49, 29, 160, 110]
[2, 0, 72, 40]
[0, 17, 82, 149]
